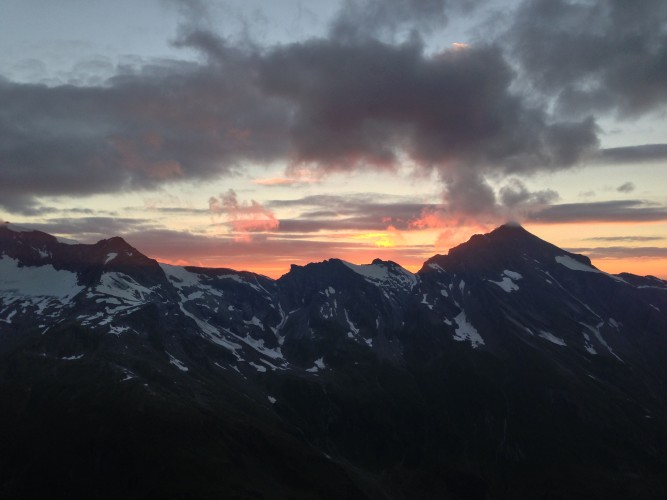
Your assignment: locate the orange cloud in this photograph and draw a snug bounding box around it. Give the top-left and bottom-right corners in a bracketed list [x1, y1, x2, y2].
[409, 208, 448, 229]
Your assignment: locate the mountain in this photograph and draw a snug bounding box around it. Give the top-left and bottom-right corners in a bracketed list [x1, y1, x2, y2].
[1, 222, 666, 499]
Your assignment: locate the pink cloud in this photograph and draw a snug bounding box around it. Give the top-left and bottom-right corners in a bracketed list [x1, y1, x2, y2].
[209, 189, 279, 236]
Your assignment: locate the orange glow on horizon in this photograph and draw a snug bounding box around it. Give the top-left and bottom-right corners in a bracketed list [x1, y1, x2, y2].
[145, 221, 667, 280]
[592, 258, 667, 279]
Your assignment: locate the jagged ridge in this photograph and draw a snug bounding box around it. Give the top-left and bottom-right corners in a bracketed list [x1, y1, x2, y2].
[2, 222, 667, 498]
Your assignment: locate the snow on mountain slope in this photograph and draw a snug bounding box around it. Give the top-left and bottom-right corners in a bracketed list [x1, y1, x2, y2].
[341, 259, 418, 291]
[2, 222, 667, 500]
[1, 222, 666, 374]
[0, 255, 83, 299]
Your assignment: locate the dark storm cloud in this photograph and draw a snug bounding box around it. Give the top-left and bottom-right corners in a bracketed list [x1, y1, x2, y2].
[598, 144, 667, 164]
[528, 200, 667, 223]
[258, 39, 598, 178]
[1, 0, 631, 217]
[506, 0, 667, 117]
[0, 53, 290, 213]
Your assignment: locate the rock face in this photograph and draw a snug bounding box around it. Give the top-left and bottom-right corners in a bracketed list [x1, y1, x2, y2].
[1, 222, 667, 499]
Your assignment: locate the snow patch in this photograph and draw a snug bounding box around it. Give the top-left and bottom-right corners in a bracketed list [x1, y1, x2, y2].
[108, 325, 130, 336]
[0, 310, 17, 324]
[344, 309, 359, 335]
[555, 255, 600, 273]
[167, 352, 189, 372]
[306, 357, 325, 373]
[249, 361, 267, 372]
[428, 263, 445, 273]
[104, 252, 118, 264]
[160, 264, 224, 297]
[538, 330, 566, 346]
[96, 272, 153, 303]
[580, 322, 622, 362]
[244, 316, 264, 328]
[0, 256, 84, 300]
[420, 293, 434, 310]
[582, 331, 597, 354]
[342, 260, 417, 290]
[452, 310, 484, 348]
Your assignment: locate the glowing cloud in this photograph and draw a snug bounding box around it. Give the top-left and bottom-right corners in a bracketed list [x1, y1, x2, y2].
[209, 190, 279, 235]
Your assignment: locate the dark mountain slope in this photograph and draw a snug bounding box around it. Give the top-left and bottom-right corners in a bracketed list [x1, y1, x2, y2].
[1, 222, 666, 498]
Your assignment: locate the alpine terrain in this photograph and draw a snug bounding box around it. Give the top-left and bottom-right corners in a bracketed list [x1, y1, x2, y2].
[1, 221, 666, 499]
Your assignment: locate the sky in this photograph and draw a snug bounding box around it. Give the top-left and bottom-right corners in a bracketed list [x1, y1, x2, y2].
[1, 0, 666, 278]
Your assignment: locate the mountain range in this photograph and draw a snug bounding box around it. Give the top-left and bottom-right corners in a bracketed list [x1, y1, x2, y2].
[1, 221, 666, 499]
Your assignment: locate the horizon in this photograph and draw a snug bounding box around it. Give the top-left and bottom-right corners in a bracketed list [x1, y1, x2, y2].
[1, 1, 666, 280]
[4, 220, 665, 280]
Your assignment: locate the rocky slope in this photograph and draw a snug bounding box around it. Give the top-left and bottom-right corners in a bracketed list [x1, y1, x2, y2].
[1, 222, 666, 499]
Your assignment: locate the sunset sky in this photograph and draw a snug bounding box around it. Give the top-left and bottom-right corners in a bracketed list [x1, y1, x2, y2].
[1, 0, 666, 278]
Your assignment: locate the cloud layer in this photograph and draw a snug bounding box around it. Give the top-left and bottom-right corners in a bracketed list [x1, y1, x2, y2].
[1, 0, 666, 222]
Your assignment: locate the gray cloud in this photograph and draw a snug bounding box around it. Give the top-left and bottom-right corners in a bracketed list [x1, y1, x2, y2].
[8, 0, 666, 219]
[259, 38, 598, 178]
[616, 182, 635, 193]
[597, 144, 667, 164]
[330, 0, 483, 42]
[21, 217, 157, 242]
[528, 200, 667, 223]
[566, 246, 667, 260]
[584, 236, 664, 243]
[498, 178, 559, 208]
[0, 51, 290, 213]
[270, 194, 437, 232]
[506, 0, 667, 118]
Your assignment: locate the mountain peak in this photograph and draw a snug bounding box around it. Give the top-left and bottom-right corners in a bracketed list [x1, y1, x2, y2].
[421, 223, 576, 275]
[447, 223, 543, 258]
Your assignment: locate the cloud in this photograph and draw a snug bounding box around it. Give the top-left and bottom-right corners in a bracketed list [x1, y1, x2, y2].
[498, 178, 559, 208]
[528, 200, 667, 223]
[329, 0, 483, 42]
[616, 182, 635, 193]
[259, 38, 599, 177]
[10, 0, 667, 220]
[597, 144, 667, 164]
[209, 190, 280, 235]
[252, 168, 321, 186]
[0, 51, 290, 213]
[566, 246, 667, 260]
[584, 236, 664, 243]
[252, 178, 314, 186]
[18, 217, 156, 241]
[505, 0, 667, 117]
